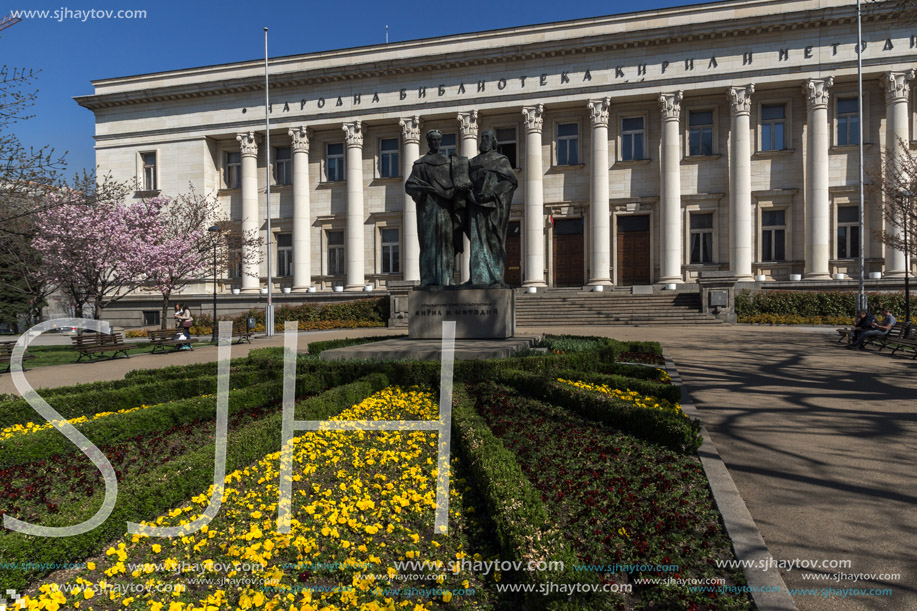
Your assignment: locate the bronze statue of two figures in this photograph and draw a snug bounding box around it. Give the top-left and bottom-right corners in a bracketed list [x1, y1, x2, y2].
[405, 129, 518, 287]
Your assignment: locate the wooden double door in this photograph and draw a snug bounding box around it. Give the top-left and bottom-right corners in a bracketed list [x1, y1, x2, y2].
[553, 217, 585, 287]
[616, 215, 651, 286]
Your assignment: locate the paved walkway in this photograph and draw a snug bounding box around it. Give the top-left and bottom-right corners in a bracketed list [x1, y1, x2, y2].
[3, 324, 914, 609]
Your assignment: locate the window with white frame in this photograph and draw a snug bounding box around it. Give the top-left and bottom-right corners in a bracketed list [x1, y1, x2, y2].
[761, 209, 786, 262]
[225, 152, 241, 189]
[440, 133, 457, 157]
[495, 127, 517, 168]
[326, 143, 344, 182]
[380, 228, 400, 274]
[760, 104, 787, 151]
[327, 230, 345, 275]
[379, 138, 399, 178]
[689, 213, 714, 264]
[556, 122, 579, 165]
[621, 116, 645, 161]
[688, 110, 714, 156]
[837, 97, 859, 146]
[837, 205, 860, 259]
[277, 233, 293, 277]
[274, 147, 292, 186]
[141, 152, 157, 191]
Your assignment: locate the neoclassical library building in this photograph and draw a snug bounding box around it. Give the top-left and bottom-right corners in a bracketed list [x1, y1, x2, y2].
[76, 0, 917, 298]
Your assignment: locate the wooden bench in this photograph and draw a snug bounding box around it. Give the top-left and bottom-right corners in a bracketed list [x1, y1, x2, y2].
[0, 340, 35, 373]
[147, 329, 192, 353]
[887, 323, 917, 359]
[862, 321, 910, 353]
[232, 328, 254, 344]
[71, 332, 138, 363]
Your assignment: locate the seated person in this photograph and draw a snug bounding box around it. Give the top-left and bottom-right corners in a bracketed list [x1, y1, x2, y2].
[850, 309, 876, 344]
[849, 307, 895, 350]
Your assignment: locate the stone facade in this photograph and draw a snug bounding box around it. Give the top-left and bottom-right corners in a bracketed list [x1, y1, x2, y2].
[76, 0, 917, 295]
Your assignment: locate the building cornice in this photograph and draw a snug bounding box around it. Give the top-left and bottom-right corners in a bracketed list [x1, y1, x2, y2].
[74, 1, 884, 112]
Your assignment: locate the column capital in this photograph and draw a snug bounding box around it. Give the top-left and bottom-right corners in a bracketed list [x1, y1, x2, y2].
[457, 110, 479, 139]
[803, 77, 834, 111]
[288, 126, 311, 154]
[342, 120, 363, 148]
[587, 97, 611, 127]
[522, 104, 544, 133]
[399, 115, 423, 144]
[883, 70, 916, 104]
[236, 131, 260, 158]
[727, 85, 755, 117]
[658, 91, 683, 121]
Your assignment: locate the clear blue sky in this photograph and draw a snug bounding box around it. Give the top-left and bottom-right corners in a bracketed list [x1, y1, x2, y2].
[1, 0, 697, 176]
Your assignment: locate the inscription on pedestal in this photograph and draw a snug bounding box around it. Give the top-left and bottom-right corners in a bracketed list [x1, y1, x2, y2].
[408, 288, 515, 339]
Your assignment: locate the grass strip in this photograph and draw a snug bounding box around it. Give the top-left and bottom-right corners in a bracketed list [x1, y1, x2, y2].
[0, 373, 390, 591]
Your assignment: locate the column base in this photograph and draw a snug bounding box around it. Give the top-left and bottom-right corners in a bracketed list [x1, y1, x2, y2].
[292, 285, 313, 292]
[657, 276, 683, 284]
[587, 278, 613, 286]
[883, 270, 905, 279]
[240, 287, 261, 294]
[345, 284, 365, 292]
[803, 273, 831, 280]
[735, 274, 755, 282]
[522, 280, 548, 288]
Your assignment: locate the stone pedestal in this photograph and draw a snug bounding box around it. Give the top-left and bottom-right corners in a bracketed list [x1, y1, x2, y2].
[409, 287, 515, 339]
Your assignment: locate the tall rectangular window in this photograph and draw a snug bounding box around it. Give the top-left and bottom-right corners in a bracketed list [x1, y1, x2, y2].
[274, 147, 292, 186]
[228, 248, 242, 278]
[496, 127, 517, 168]
[277, 233, 293, 277]
[761, 104, 786, 151]
[688, 110, 714, 156]
[440, 133, 457, 157]
[621, 117, 645, 161]
[381, 228, 400, 274]
[837, 97, 859, 146]
[326, 143, 344, 182]
[689, 213, 714, 264]
[327, 230, 345, 276]
[837, 205, 860, 259]
[225, 152, 241, 189]
[761, 210, 786, 262]
[556, 123, 579, 165]
[379, 138, 399, 178]
[141, 152, 157, 191]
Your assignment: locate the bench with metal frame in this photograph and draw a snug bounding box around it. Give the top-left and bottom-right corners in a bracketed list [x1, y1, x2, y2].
[147, 329, 192, 353]
[0, 340, 35, 372]
[71, 332, 138, 363]
[861, 322, 910, 353]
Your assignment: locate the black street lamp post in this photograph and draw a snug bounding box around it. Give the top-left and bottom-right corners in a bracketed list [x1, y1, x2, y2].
[905, 194, 911, 325]
[208, 225, 221, 342]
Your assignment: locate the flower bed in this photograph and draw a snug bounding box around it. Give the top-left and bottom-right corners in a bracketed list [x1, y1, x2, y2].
[20, 388, 502, 610]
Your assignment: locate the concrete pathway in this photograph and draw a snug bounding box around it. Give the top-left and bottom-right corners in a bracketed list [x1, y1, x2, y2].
[523, 324, 916, 611]
[4, 324, 914, 610]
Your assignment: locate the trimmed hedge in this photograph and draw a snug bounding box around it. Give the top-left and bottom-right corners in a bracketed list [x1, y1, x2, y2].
[306, 335, 401, 356]
[0, 373, 390, 591]
[451, 385, 589, 610]
[735, 289, 917, 319]
[497, 370, 701, 454]
[0, 373, 328, 466]
[0, 368, 282, 429]
[553, 369, 681, 403]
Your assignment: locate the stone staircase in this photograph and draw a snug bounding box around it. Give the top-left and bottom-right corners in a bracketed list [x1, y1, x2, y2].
[514, 287, 724, 327]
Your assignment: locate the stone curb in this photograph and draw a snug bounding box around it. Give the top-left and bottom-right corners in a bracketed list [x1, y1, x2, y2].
[663, 350, 798, 611]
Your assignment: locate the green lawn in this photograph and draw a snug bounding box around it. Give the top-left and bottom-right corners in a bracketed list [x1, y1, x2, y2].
[14, 340, 212, 369]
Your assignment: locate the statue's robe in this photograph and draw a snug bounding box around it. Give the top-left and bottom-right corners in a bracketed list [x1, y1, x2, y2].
[467, 150, 518, 285]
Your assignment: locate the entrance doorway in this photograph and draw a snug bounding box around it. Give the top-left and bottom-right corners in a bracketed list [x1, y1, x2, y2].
[553, 217, 585, 287]
[616, 215, 651, 286]
[503, 221, 521, 286]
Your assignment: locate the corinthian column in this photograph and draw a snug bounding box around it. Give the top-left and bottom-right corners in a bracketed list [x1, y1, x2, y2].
[237, 131, 261, 293]
[342, 121, 365, 290]
[658, 92, 684, 283]
[289, 126, 312, 291]
[522, 104, 546, 287]
[803, 77, 834, 279]
[458, 110, 479, 283]
[728, 85, 755, 280]
[588, 97, 612, 286]
[400, 115, 422, 282]
[883, 70, 915, 277]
